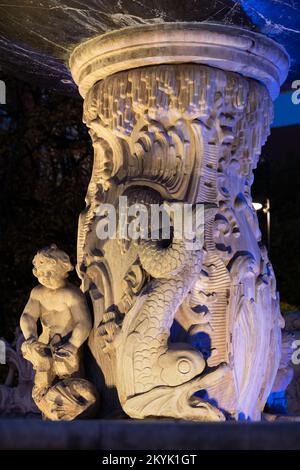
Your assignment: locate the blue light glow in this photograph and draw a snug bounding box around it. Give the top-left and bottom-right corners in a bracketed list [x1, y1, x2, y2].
[273, 91, 300, 127]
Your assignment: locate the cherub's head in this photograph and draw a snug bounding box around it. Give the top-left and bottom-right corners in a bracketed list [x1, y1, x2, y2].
[32, 244, 73, 289]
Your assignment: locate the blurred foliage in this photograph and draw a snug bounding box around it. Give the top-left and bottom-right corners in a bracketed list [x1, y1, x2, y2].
[280, 301, 300, 314]
[0, 78, 92, 341]
[253, 151, 300, 310]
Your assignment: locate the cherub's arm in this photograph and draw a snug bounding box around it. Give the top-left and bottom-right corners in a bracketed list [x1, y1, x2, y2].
[20, 288, 41, 342]
[67, 291, 92, 349]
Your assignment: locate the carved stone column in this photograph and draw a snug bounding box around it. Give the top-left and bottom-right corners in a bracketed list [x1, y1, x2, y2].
[70, 23, 289, 421]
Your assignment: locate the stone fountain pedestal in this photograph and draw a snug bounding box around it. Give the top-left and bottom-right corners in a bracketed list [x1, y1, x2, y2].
[67, 23, 290, 421]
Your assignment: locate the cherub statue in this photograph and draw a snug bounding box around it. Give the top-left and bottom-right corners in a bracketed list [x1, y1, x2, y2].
[20, 244, 98, 420]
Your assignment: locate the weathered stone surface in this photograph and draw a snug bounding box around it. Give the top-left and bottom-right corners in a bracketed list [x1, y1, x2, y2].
[68, 23, 289, 421]
[70, 22, 289, 100]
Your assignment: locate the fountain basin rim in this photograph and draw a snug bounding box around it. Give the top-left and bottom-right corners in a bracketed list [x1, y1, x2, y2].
[69, 22, 290, 100]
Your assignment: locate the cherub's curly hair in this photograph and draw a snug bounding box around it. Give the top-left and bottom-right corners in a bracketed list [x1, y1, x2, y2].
[32, 244, 73, 278]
